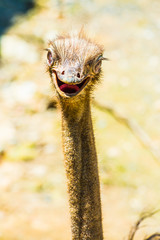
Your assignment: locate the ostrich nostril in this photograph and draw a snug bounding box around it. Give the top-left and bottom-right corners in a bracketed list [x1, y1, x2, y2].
[77, 73, 80, 78]
[62, 71, 65, 75]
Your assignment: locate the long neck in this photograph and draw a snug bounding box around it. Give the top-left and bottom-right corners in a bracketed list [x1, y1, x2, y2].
[59, 96, 103, 240]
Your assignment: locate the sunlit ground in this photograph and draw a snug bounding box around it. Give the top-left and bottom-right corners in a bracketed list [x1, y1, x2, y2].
[0, 0, 160, 239]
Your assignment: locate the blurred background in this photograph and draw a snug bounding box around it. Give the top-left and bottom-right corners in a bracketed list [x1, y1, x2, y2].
[0, 0, 160, 239]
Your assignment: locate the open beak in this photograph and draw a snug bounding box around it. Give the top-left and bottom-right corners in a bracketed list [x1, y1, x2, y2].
[52, 70, 90, 97]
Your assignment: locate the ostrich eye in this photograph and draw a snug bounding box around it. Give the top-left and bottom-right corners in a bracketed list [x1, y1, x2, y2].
[94, 61, 102, 74]
[93, 55, 106, 74]
[46, 48, 57, 66]
[47, 51, 53, 66]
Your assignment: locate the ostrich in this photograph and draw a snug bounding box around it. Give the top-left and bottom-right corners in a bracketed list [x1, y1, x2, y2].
[46, 32, 107, 240]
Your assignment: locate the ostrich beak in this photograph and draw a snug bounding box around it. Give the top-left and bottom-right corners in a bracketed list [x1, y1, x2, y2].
[51, 67, 90, 97]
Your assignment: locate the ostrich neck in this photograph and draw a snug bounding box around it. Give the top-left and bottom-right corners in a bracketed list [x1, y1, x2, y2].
[60, 96, 103, 240]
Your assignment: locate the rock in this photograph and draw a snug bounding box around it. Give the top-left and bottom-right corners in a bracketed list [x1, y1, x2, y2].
[1, 35, 39, 63]
[0, 120, 16, 147]
[1, 81, 37, 104]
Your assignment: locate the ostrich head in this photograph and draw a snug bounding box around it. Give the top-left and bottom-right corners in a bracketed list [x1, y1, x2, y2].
[46, 33, 107, 99]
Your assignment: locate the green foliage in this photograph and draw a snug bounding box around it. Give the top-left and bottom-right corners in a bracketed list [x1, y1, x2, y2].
[6, 143, 37, 162]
